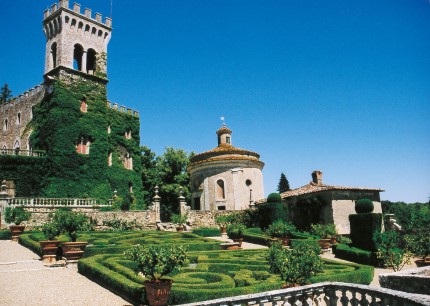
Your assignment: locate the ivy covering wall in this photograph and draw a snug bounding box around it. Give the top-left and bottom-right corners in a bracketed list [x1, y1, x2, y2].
[0, 77, 144, 207]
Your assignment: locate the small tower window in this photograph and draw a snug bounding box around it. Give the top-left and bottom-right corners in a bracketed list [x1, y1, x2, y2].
[226, 136, 231, 144]
[216, 179, 225, 199]
[107, 126, 111, 134]
[16, 113, 21, 125]
[125, 131, 131, 139]
[3, 119, 8, 131]
[129, 182, 133, 193]
[245, 179, 252, 187]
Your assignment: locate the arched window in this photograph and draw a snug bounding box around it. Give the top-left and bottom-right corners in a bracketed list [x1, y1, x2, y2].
[13, 140, 20, 149]
[80, 97, 87, 113]
[78, 21, 84, 32]
[124, 152, 133, 170]
[108, 151, 112, 166]
[4, 119, 8, 131]
[51, 42, 57, 68]
[129, 182, 133, 193]
[86, 48, 97, 73]
[76, 137, 90, 155]
[16, 113, 21, 125]
[216, 179, 225, 199]
[71, 18, 77, 29]
[73, 44, 84, 71]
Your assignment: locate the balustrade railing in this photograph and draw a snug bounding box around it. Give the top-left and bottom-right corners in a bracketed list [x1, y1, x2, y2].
[179, 282, 430, 306]
[8, 198, 112, 207]
[0, 149, 46, 157]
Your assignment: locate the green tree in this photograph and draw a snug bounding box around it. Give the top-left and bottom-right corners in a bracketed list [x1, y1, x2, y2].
[277, 172, 290, 193]
[0, 83, 12, 104]
[140, 146, 158, 207]
[155, 147, 193, 220]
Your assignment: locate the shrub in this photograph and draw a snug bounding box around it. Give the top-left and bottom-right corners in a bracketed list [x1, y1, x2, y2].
[334, 244, 377, 266]
[42, 222, 61, 240]
[266, 220, 296, 238]
[214, 214, 231, 226]
[257, 203, 288, 229]
[267, 241, 323, 285]
[102, 218, 138, 231]
[53, 209, 90, 242]
[373, 231, 412, 271]
[405, 228, 430, 261]
[125, 244, 188, 281]
[309, 224, 337, 239]
[226, 223, 246, 239]
[349, 213, 382, 251]
[355, 199, 374, 214]
[267, 193, 282, 203]
[171, 213, 188, 226]
[192, 227, 221, 237]
[4, 206, 31, 225]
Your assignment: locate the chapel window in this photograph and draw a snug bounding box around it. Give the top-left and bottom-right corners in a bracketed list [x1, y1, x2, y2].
[216, 179, 225, 199]
[4, 119, 9, 131]
[17, 113, 21, 125]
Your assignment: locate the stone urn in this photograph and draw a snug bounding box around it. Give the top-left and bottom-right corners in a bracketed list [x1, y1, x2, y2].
[144, 279, 173, 306]
[318, 239, 331, 249]
[61, 242, 87, 261]
[40, 240, 61, 263]
[9, 225, 26, 241]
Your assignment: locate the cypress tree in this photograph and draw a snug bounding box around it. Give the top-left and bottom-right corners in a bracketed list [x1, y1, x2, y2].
[277, 172, 290, 193]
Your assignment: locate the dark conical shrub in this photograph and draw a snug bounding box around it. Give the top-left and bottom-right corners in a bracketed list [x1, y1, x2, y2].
[267, 193, 282, 203]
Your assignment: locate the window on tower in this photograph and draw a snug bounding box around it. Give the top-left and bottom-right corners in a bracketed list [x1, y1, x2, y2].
[51, 42, 57, 68]
[73, 44, 84, 71]
[86, 49, 97, 74]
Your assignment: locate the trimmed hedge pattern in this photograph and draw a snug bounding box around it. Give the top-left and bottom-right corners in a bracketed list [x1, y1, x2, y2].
[334, 243, 378, 266]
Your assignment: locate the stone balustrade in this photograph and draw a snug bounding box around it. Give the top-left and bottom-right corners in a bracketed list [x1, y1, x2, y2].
[179, 282, 430, 306]
[0, 149, 46, 157]
[8, 198, 111, 207]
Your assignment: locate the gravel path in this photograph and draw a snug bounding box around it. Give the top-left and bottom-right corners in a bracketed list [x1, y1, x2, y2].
[0, 240, 131, 306]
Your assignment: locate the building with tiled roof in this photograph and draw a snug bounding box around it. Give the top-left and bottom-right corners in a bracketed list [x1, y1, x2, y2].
[256, 170, 384, 234]
[188, 125, 264, 211]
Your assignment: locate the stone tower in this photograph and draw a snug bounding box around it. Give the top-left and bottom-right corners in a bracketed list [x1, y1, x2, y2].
[43, 0, 112, 79]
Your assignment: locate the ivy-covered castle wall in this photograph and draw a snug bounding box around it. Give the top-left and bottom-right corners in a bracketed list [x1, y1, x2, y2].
[0, 77, 144, 207]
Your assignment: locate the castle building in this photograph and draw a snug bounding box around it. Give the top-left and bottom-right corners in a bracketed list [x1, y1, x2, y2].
[0, 1, 143, 205]
[188, 125, 264, 211]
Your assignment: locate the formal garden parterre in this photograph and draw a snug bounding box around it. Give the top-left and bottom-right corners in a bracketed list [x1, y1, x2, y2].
[14, 229, 374, 305]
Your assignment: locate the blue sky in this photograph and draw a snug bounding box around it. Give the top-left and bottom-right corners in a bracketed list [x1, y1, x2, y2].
[1, 0, 429, 203]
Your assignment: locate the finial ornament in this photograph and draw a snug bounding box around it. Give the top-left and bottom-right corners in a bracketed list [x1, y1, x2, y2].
[154, 185, 159, 196]
[1, 180, 6, 192]
[220, 116, 226, 127]
[179, 187, 184, 197]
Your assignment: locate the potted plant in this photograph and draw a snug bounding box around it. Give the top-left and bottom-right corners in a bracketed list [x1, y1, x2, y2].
[4, 206, 31, 241]
[226, 223, 246, 247]
[214, 214, 231, 235]
[125, 244, 188, 306]
[266, 219, 296, 246]
[310, 223, 337, 249]
[40, 221, 62, 263]
[171, 213, 187, 232]
[53, 209, 90, 261]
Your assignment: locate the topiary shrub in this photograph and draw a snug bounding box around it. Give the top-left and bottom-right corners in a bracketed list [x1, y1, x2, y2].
[349, 213, 382, 251]
[257, 203, 288, 229]
[267, 193, 282, 203]
[355, 199, 374, 214]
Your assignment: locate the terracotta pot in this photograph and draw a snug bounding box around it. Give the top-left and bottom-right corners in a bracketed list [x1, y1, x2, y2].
[144, 279, 173, 306]
[415, 259, 430, 267]
[232, 238, 243, 247]
[220, 242, 240, 250]
[10, 225, 25, 241]
[281, 237, 290, 246]
[318, 239, 331, 249]
[40, 240, 61, 256]
[330, 237, 337, 244]
[220, 226, 226, 235]
[61, 242, 87, 261]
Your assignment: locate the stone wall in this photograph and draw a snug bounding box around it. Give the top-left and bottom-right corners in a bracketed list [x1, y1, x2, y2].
[3, 207, 158, 231]
[379, 266, 430, 295]
[186, 210, 235, 228]
[0, 84, 45, 150]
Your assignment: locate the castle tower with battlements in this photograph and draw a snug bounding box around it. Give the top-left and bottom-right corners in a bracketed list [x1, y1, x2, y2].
[43, 0, 112, 78]
[0, 1, 144, 206]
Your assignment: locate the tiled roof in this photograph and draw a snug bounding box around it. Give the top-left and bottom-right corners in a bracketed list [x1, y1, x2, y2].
[190, 143, 260, 164]
[255, 183, 384, 204]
